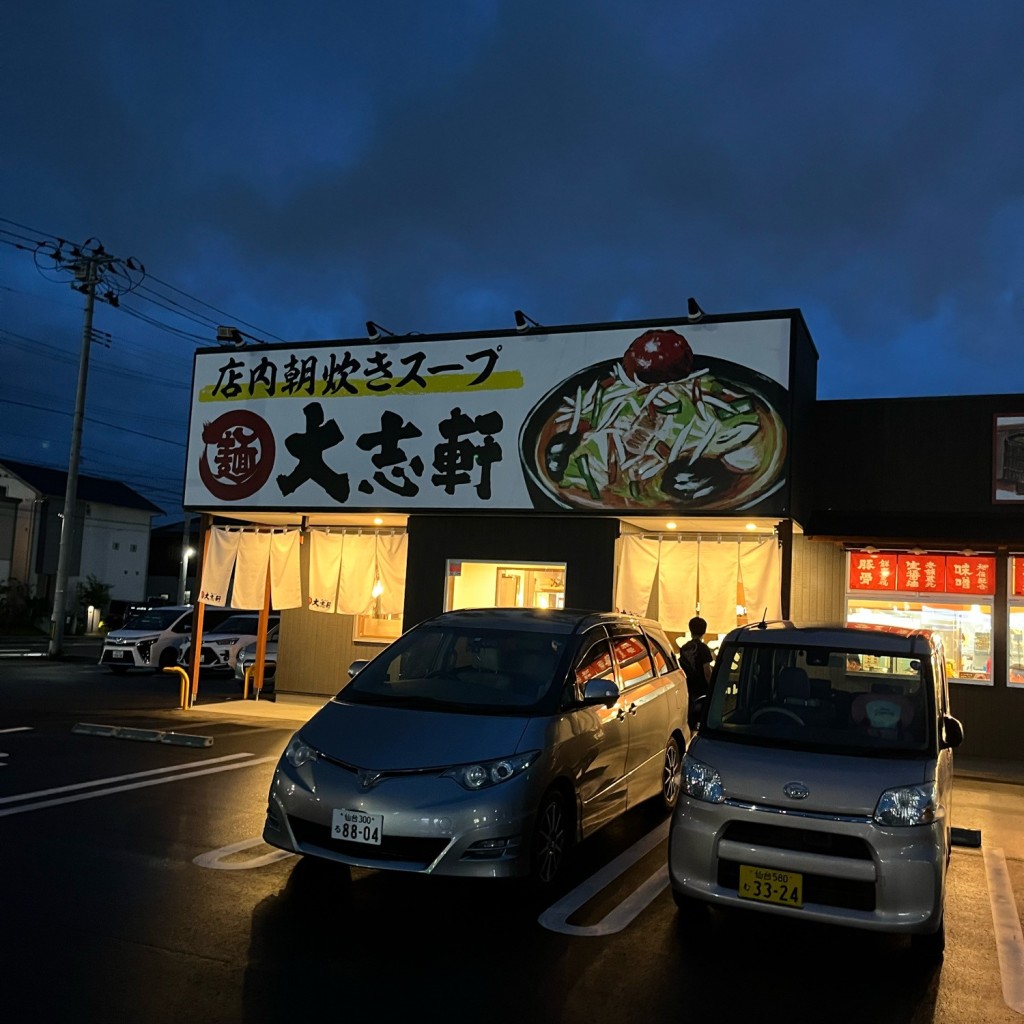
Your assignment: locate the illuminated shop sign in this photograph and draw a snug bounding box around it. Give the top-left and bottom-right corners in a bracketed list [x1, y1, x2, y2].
[1013, 557, 1024, 597]
[848, 551, 995, 595]
[183, 318, 793, 515]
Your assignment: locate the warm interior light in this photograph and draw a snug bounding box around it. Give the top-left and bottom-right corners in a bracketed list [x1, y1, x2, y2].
[665, 521, 677, 530]
[745, 523, 757, 531]
[373, 517, 383, 525]
[371, 579, 384, 599]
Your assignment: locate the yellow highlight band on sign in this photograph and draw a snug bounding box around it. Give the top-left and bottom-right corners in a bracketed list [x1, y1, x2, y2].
[198, 370, 524, 402]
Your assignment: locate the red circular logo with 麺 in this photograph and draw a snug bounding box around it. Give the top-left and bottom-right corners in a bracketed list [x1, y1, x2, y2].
[198, 410, 276, 500]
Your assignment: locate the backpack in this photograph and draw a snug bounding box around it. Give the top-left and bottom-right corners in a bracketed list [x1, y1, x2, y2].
[678, 639, 704, 695]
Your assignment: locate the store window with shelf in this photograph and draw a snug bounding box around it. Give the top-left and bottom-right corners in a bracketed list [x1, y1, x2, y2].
[444, 560, 566, 612]
[846, 550, 994, 686]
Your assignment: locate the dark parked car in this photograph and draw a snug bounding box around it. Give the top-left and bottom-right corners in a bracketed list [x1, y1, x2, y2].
[235, 623, 280, 693]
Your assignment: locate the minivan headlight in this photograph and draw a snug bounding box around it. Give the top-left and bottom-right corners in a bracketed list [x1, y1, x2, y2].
[284, 735, 319, 767]
[874, 782, 938, 826]
[442, 751, 538, 790]
[682, 755, 724, 804]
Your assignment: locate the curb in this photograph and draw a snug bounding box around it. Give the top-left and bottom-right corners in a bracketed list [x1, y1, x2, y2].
[72, 722, 213, 748]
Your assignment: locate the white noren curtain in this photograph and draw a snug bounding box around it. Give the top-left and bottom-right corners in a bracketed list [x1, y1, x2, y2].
[197, 528, 240, 607]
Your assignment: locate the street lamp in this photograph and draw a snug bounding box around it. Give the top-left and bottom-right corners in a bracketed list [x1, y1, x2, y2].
[179, 546, 196, 605]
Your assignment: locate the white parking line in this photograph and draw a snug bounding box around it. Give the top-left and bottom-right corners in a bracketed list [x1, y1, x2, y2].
[984, 847, 1024, 1013]
[0, 752, 254, 804]
[538, 819, 670, 935]
[0, 726, 32, 733]
[193, 836, 295, 870]
[0, 754, 278, 817]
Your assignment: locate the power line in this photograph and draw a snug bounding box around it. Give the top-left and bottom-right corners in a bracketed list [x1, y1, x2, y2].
[3, 216, 285, 347]
[1, 330, 193, 386]
[0, 397, 186, 446]
[145, 271, 286, 342]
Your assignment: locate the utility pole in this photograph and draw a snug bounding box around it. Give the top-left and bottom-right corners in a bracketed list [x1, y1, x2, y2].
[36, 238, 144, 657]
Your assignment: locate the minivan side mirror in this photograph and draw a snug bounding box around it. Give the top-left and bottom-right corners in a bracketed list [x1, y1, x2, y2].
[582, 678, 620, 707]
[942, 714, 965, 750]
[347, 659, 371, 678]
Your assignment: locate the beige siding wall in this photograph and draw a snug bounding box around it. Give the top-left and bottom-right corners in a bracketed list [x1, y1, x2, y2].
[789, 535, 846, 626]
[275, 607, 393, 697]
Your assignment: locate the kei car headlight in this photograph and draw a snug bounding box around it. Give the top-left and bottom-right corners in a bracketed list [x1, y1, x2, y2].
[682, 755, 725, 804]
[284, 735, 320, 767]
[442, 751, 538, 790]
[874, 782, 938, 826]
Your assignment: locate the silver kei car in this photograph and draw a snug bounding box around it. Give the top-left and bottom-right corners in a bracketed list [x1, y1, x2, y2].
[263, 607, 689, 887]
[668, 621, 964, 959]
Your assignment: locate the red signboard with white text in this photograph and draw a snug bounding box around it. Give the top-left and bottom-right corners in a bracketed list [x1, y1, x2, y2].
[849, 551, 994, 596]
[896, 554, 946, 592]
[1015, 558, 1024, 597]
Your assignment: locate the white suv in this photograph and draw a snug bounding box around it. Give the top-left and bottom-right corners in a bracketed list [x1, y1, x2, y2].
[668, 621, 964, 959]
[179, 613, 280, 674]
[99, 605, 194, 673]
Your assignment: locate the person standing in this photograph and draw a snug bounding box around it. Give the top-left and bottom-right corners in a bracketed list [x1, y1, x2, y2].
[679, 615, 714, 727]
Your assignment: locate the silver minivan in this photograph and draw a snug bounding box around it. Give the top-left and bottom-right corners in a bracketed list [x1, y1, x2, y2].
[264, 607, 689, 888]
[667, 622, 964, 958]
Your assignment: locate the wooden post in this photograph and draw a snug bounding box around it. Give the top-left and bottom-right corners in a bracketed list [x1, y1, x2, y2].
[253, 545, 272, 698]
[190, 514, 214, 703]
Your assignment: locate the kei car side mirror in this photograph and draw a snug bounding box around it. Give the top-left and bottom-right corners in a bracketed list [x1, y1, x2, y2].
[942, 714, 965, 749]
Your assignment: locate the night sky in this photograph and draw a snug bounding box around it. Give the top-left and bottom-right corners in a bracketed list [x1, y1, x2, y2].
[3, 2, 1023, 524]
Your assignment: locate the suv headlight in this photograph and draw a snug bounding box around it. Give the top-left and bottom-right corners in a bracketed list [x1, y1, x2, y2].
[682, 755, 724, 804]
[442, 751, 538, 790]
[874, 782, 938, 826]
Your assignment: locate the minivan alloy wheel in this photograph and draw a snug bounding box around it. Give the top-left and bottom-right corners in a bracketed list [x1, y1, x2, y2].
[531, 791, 568, 886]
[662, 736, 682, 810]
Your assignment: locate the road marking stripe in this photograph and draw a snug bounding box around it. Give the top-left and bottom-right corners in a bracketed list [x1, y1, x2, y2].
[0, 755, 278, 817]
[193, 836, 295, 869]
[0, 752, 255, 804]
[0, 726, 33, 733]
[538, 819, 670, 935]
[984, 846, 1024, 1013]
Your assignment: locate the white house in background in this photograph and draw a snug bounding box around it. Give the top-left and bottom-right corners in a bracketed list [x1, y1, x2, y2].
[0, 458, 163, 617]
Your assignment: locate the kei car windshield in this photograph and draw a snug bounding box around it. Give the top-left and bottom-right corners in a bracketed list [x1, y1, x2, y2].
[704, 641, 934, 755]
[339, 625, 571, 713]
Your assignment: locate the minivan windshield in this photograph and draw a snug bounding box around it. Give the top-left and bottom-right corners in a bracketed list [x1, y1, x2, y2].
[705, 641, 933, 754]
[339, 625, 570, 714]
[123, 608, 187, 631]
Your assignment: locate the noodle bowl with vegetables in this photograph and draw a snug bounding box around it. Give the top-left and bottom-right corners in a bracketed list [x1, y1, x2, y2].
[519, 330, 788, 511]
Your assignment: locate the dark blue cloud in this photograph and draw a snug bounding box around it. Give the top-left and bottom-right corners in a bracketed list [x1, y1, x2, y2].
[3, 0, 1023, 520]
